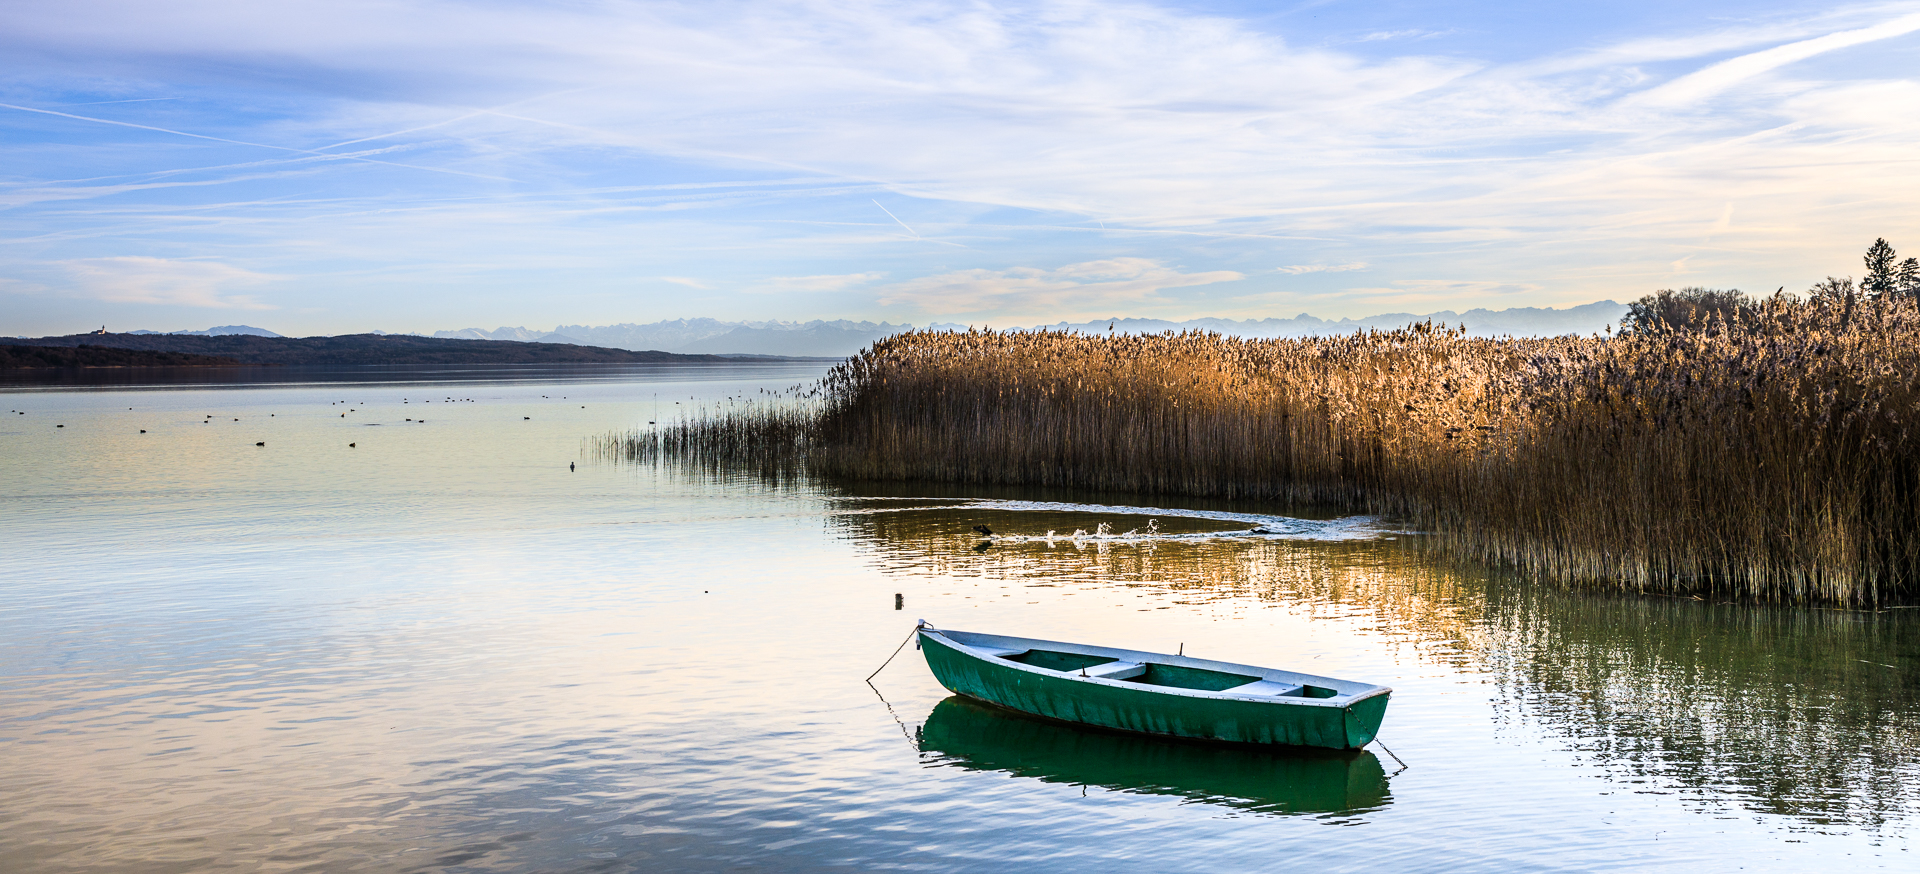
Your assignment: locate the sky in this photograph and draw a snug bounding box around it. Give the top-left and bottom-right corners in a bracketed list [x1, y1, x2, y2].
[2, 0, 1919, 336]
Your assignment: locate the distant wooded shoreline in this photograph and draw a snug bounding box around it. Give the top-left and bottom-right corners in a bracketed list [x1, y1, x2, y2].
[5, 333, 745, 367]
[1, 344, 246, 369]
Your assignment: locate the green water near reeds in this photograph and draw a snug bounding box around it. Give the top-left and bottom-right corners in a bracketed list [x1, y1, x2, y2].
[2, 365, 1916, 872]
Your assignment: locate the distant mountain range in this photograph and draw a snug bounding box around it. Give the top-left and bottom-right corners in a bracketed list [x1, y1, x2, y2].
[73, 302, 1631, 361]
[433, 319, 911, 358]
[433, 301, 1629, 357]
[126, 325, 285, 337]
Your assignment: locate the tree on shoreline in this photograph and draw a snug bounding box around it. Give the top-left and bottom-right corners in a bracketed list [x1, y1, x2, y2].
[1630, 239, 1920, 333]
[1863, 238, 1920, 298]
[1621, 287, 1751, 334]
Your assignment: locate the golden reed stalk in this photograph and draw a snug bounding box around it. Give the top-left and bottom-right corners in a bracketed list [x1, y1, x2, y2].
[609, 293, 1920, 606]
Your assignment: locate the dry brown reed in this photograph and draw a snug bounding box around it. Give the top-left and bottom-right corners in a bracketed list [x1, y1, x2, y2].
[609, 292, 1920, 605]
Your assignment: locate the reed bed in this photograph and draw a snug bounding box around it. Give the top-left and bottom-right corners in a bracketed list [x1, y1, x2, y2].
[595, 397, 818, 480]
[607, 293, 1920, 606]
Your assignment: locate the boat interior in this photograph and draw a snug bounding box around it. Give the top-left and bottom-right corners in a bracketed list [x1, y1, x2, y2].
[980, 645, 1339, 698]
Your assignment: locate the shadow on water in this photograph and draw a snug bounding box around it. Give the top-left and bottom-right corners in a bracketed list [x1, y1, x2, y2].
[916, 696, 1392, 816]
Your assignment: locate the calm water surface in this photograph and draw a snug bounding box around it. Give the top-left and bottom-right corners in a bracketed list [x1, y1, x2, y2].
[2, 365, 1915, 872]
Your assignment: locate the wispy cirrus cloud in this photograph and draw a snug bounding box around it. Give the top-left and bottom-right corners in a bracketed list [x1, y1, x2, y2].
[760, 272, 888, 293]
[1279, 262, 1368, 275]
[1354, 29, 1454, 43]
[1629, 11, 1920, 108]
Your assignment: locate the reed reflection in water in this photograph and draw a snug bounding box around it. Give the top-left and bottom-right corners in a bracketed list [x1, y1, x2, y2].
[830, 486, 1920, 833]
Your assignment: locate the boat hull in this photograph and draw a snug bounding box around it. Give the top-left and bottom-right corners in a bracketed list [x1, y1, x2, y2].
[920, 630, 1389, 750]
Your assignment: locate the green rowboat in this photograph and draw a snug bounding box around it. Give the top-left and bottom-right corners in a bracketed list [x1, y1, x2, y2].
[917, 624, 1391, 750]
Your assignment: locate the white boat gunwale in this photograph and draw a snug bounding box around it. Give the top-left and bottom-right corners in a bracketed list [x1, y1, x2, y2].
[922, 627, 1392, 708]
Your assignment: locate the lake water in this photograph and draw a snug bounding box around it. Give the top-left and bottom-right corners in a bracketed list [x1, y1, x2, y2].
[2, 364, 1915, 872]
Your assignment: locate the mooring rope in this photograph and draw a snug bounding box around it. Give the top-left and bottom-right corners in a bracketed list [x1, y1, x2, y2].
[864, 675, 917, 745]
[865, 621, 928, 682]
[1372, 738, 1409, 775]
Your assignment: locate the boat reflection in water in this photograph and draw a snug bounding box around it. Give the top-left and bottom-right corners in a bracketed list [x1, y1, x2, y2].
[916, 696, 1393, 816]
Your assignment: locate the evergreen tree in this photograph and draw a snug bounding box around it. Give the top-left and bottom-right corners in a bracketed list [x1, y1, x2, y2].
[1898, 256, 1920, 297]
[1864, 237, 1899, 296]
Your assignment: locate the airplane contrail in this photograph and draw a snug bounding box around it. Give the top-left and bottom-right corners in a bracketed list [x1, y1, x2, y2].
[872, 199, 920, 239]
[0, 102, 512, 181]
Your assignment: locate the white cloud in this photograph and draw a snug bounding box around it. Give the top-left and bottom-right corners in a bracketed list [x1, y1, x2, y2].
[761, 272, 887, 293]
[878, 258, 1243, 317]
[658, 276, 710, 289]
[1279, 262, 1368, 275]
[59, 257, 278, 309]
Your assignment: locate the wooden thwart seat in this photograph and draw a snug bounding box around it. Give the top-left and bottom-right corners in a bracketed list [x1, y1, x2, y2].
[1076, 660, 1147, 680]
[1222, 679, 1306, 697]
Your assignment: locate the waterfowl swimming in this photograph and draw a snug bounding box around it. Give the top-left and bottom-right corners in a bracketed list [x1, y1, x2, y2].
[972, 524, 993, 536]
